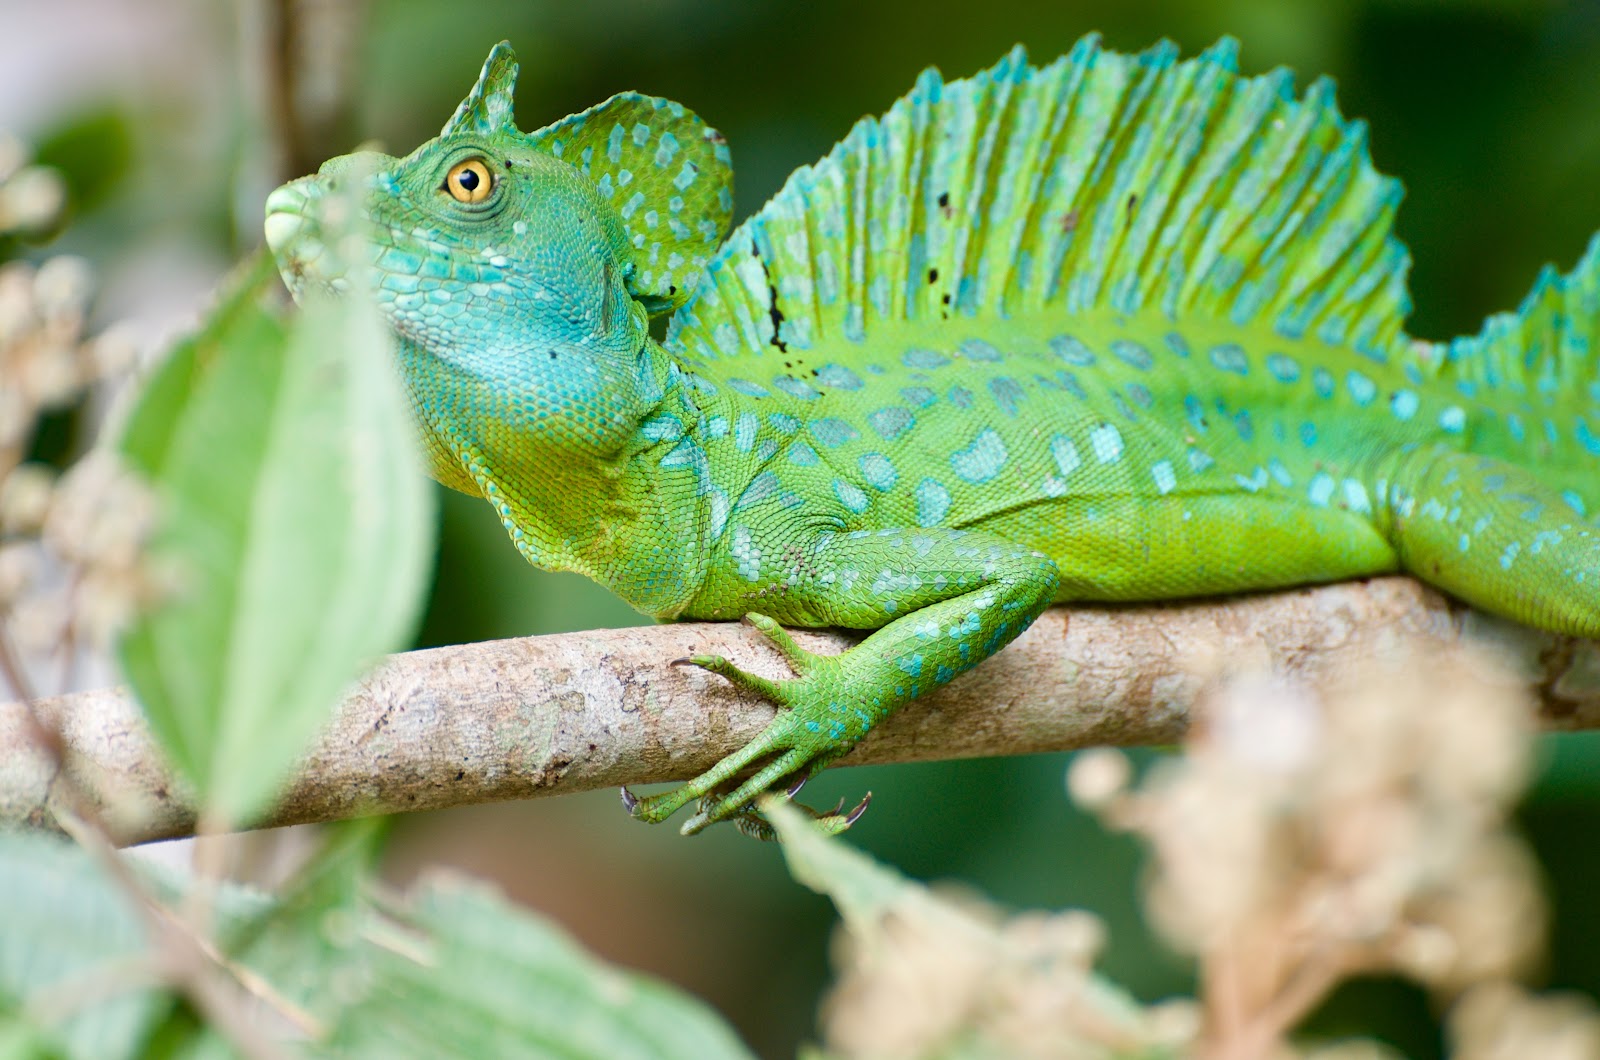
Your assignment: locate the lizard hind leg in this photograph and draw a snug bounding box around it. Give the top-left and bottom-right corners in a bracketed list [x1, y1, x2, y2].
[1382, 444, 1600, 636]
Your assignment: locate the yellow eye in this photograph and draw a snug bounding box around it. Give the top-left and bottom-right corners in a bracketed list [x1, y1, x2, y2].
[443, 158, 495, 203]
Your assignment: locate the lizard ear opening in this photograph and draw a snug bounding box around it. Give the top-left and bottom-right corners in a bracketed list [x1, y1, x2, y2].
[441, 41, 519, 137]
[526, 93, 734, 317]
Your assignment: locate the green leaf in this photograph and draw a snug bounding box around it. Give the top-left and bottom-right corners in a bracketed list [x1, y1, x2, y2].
[326, 874, 755, 1060]
[118, 256, 437, 825]
[0, 832, 168, 1060]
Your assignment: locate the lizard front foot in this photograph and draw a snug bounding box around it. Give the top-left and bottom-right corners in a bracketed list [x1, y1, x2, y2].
[620, 613, 875, 836]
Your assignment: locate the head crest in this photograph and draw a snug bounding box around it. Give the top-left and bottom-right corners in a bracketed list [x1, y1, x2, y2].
[441, 44, 733, 317]
[441, 41, 518, 136]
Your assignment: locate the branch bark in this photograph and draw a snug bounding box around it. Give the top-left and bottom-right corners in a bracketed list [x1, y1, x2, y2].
[5, 577, 1600, 845]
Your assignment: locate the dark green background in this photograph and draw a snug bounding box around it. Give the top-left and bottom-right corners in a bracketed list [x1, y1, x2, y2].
[19, 1, 1600, 1055]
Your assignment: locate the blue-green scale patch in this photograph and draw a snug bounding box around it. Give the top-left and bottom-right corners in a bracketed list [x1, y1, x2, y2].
[1347, 371, 1377, 406]
[903, 349, 950, 370]
[1111, 340, 1154, 371]
[1266, 353, 1301, 383]
[736, 471, 780, 509]
[949, 386, 975, 409]
[735, 412, 759, 451]
[834, 479, 870, 514]
[1151, 460, 1176, 495]
[990, 377, 1026, 417]
[811, 418, 860, 448]
[951, 428, 1008, 484]
[960, 338, 1004, 362]
[1576, 418, 1600, 455]
[728, 378, 769, 398]
[1208, 344, 1250, 375]
[1165, 332, 1191, 358]
[774, 375, 821, 400]
[901, 386, 938, 408]
[1090, 423, 1124, 463]
[1049, 334, 1096, 366]
[1390, 390, 1419, 421]
[1440, 406, 1466, 433]
[788, 441, 820, 466]
[869, 406, 914, 440]
[915, 478, 951, 526]
[817, 364, 864, 389]
[860, 452, 899, 491]
[767, 412, 800, 435]
[1312, 369, 1335, 399]
[1050, 435, 1081, 478]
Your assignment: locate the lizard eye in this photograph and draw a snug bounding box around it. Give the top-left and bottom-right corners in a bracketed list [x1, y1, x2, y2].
[443, 158, 495, 204]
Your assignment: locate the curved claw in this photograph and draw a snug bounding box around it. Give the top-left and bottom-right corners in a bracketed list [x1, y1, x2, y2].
[619, 786, 639, 814]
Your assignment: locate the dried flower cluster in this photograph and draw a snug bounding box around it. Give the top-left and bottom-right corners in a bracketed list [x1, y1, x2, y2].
[821, 880, 1199, 1059]
[0, 135, 158, 695]
[1069, 643, 1600, 1059]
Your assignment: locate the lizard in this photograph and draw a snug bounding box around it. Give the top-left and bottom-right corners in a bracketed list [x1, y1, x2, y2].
[264, 36, 1600, 836]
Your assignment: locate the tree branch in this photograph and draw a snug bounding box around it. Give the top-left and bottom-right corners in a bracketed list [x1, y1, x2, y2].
[5, 577, 1599, 845]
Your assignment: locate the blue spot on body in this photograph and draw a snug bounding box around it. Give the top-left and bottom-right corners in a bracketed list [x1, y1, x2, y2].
[1090, 423, 1124, 463]
[903, 348, 950, 370]
[868, 406, 914, 440]
[901, 386, 938, 408]
[773, 375, 820, 400]
[1208, 343, 1250, 375]
[1439, 406, 1467, 433]
[767, 412, 800, 435]
[948, 386, 975, 409]
[860, 452, 898, 491]
[736, 471, 779, 509]
[1577, 418, 1600, 455]
[721, 413, 753, 454]
[1390, 389, 1419, 420]
[1300, 421, 1318, 447]
[1347, 371, 1377, 407]
[1313, 368, 1335, 399]
[915, 478, 951, 526]
[788, 441, 819, 466]
[1309, 472, 1335, 506]
[989, 377, 1026, 417]
[1164, 332, 1191, 358]
[1050, 435, 1081, 478]
[728, 378, 769, 398]
[1049, 334, 1096, 366]
[1151, 460, 1176, 495]
[817, 364, 864, 390]
[811, 418, 860, 448]
[959, 338, 1004, 362]
[1266, 353, 1301, 383]
[835, 479, 869, 513]
[951, 428, 1008, 483]
[1111, 339, 1154, 371]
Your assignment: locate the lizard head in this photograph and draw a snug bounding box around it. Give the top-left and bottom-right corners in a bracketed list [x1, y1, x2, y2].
[264, 42, 734, 365]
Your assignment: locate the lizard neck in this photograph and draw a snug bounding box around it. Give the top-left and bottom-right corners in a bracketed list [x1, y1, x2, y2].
[398, 332, 709, 616]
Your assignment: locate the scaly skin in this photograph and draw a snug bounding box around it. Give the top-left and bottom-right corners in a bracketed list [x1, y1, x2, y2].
[266, 38, 1600, 834]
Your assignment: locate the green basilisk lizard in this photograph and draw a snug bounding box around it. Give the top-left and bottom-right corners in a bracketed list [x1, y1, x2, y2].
[264, 37, 1600, 834]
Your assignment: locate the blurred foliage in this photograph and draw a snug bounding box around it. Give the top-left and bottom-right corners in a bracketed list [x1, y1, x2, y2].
[5, 1, 1600, 1056]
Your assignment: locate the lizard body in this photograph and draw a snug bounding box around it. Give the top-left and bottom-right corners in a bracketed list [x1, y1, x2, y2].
[265, 38, 1600, 833]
